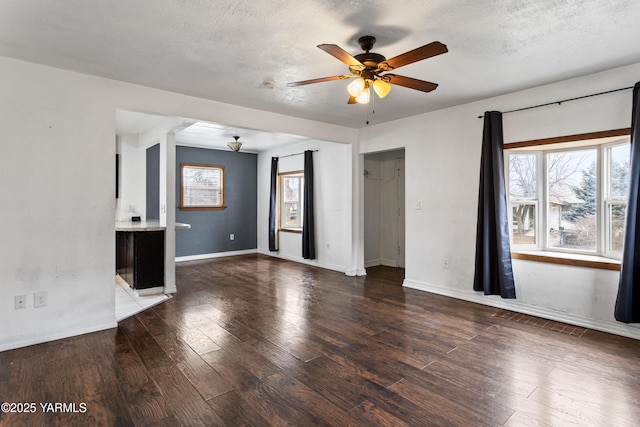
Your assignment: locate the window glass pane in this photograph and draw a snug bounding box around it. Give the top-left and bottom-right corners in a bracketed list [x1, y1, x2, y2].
[283, 202, 299, 227]
[283, 177, 300, 202]
[280, 174, 304, 229]
[547, 149, 597, 251]
[610, 144, 630, 199]
[509, 154, 537, 198]
[609, 204, 626, 252]
[512, 203, 536, 245]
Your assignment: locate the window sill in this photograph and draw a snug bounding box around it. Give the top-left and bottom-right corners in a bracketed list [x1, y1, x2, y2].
[511, 250, 621, 271]
[279, 228, 302, 234]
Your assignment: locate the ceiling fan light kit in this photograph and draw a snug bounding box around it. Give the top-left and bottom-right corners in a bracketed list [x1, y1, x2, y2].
[355, 85, 370, 104]
[227, 135, 242, 152]
[347, 77, 365, 97]
[372, 79, 391, 99]
[287, 35, 447, 105]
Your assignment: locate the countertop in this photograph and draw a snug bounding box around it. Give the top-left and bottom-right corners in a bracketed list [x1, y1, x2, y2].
[116, 220, 191, 232]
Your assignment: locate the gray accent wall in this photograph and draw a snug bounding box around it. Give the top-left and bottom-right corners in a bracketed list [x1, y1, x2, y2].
[146, 143, 160, 220]
[175, 146, 257, 257]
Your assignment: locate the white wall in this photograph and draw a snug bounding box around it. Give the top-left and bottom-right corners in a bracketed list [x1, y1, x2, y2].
[115, 133, 146, 221]
[0, 56, 356, 351]
[257, 140, 352, 273]
[359, 62, 640, 339]
[0, 60, 117, 350]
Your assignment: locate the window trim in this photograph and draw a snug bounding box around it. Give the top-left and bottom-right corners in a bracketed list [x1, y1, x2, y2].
[506, 128, 630, 266]
[505, 128, 630, 149]
[278, 170, 304, 233]
[179, 163, 225, 210]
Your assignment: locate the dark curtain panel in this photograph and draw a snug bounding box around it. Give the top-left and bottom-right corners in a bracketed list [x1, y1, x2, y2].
[473, 111, 516, 298]
[268, 157, 279, 252]
[302, 150, 316, 259]
[615, 82, 640, 323]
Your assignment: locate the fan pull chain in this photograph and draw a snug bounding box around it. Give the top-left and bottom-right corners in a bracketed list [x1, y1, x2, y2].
[366, 93, 376, 125]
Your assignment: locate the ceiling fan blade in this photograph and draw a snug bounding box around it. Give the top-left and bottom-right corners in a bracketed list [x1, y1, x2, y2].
[347, 96, 357, 104]
[287, 75, 353, 87]
[384, 74, 439, 93]
[379, 41, 448, 71]
[318, 44, 365, 68]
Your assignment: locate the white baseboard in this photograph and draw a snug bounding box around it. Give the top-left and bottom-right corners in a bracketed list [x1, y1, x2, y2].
[365, 258, 399, 268]
[256, 249, 348, 274]
[345, 268, 367, 276]
[403, 279, 640, 341]
[0, 320, 117, 352]
[176, 248, 257, 262]
[381, 258, 398, 267]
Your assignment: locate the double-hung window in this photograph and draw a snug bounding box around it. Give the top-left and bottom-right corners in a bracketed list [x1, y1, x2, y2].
[279, 171, 304, 232]
[506, 131, 630, 259]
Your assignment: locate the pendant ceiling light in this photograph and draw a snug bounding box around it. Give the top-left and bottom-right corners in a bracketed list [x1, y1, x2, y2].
[227, 135, 242, 152]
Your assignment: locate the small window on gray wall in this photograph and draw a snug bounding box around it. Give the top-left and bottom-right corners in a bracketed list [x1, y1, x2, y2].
[180, 163, 225, 210]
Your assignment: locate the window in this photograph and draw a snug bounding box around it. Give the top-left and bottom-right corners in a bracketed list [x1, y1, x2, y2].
[506, 131, 630, 259]
[180, 163, 225, 210]
[279, 171, 304, 232]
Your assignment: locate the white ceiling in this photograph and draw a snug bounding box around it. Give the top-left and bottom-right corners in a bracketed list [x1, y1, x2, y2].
[114, 109, 309, 152]
[3, 0, 640, 148]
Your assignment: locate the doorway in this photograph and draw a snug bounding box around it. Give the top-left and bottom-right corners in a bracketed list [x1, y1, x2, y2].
[363, 149, 405, 273]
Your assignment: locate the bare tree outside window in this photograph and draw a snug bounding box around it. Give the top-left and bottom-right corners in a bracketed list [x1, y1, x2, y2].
[509, 154, 537, 244]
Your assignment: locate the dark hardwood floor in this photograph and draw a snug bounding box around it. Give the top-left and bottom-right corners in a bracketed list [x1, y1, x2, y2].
[2, 254, 640, 426]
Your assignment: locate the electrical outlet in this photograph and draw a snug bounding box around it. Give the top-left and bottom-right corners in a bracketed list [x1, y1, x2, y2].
[230, 233, 235, 241]
[34, 291, 47, 308]
[15, 295, 27, 309]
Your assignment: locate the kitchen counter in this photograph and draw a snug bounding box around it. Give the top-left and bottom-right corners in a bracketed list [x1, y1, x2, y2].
[116, 220, 191, 232]
[115, 220, 190, 294]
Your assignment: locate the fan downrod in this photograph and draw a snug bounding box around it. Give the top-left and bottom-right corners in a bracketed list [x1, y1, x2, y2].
[355, 35, 385, 68]
[358, 35, 376, 52]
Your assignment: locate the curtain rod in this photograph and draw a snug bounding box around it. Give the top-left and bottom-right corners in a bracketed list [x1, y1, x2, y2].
[477, 86, 634, 119]
[277, 149, 318, 159]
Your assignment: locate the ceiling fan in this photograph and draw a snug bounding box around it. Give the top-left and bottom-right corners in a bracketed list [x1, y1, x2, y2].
[287, 35, 448, 104]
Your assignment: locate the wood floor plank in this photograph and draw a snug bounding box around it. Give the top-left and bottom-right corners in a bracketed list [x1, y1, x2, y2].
[0, 344, 47, 426]
[263, 371, 363, 426]
[497, 388, 593, 426]
[82, 330, 137, 426]
[290, 355, 381, 411]
[120, 315, 224, 426]
[399, 364, 515, 425]
[527, 372, 640, 426]
[152, 332, 233, 400]
[207, 390, 271, 427]
[112, 327, 169, 425]
[3, 254, 640, 425]
[348, 400, 411, 427]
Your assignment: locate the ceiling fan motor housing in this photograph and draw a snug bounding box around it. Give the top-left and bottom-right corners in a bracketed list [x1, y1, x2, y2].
[354, 35, 386, 70]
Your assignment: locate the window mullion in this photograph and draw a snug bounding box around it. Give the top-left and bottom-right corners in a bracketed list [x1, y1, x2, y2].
[596, 146, 604, 255]
[539, 151, 547, 250]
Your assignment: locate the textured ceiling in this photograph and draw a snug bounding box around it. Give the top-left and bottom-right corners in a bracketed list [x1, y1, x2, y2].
[3, 0, 640, 135]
